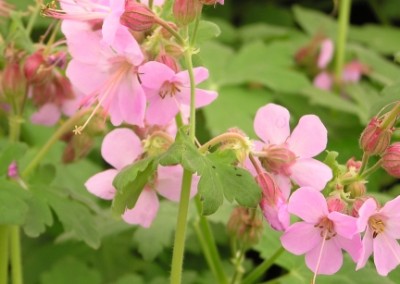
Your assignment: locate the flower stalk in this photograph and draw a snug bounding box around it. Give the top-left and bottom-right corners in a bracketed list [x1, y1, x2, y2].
[334, 0, 351, 84]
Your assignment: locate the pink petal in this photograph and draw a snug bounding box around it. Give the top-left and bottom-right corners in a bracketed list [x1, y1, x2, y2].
[274, 174, 291, 199]
[175, 67, 209, 86]
[380, 196, 400, 238]
[139, 61, 175, 89]
[102, 0, 125, 44]
[156, 165, 198, 202]
[356, 228, 374, 270]
[334, 234, 362, 263]
[328, 211, 358, 239]
[373, 232, 400, 276]
[111, 26, 144, 65]
[30, 103, 61, 126]
[122, 188, 159, 228]
[177, 88, 218, 109]
[260, 198, 289, 231]
[290, 158, 332, 190]
[281, 222, 321, 254]
[305, 239, 343, 274]
[254, 104, 290, 145]
[288, 187, 328, 223]
[342, 61, 364, 83]
[317, 39, 334, 69]
[66, 60, 107, 94]
[101, 128, 143, 169]
[287, 115, 327, 158]
[145, 95, 179, 125]
[357, 198, 377, 233]
[313, 72, 332, 90]
[85, 169, 118, 200]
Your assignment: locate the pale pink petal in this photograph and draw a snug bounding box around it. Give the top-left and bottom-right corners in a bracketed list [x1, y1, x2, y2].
[288, 187, 328, 223]
[66, 60, 107, 94]
[317, 39, 334, 69]
[380, 196, 400, 238]
[254, 104, 290, 145]
[334, 234, 362, 263]
[343, 61, 364, 83]
[102, 0, 125, 44]
[274, 174, 291, 199]
[101, 128, 143, 169]
[140, 0, 165, 6]
[122, 188, 159, 228]
[156, 165, 198, 202]
[61, 97, 81, 117]
[30, 103, 61, 126]
[357, 198, 378, 232]
[260, 198, 289, 231]
[175, 67, 209, 85]
[328, 211, 358, 239]
[356, 228, 374, 270]
[313, 72, 332, 91]
[290, 158, 332, 190]
[176, 88, 218, 108]
[116, 76, 146, 127]
[139, 61, 175, 89]
[112, 26, 144, 65]
[281, 222, 321, 254]
[373, 232, 400, 276]
[85, 169, 118, 200]
[145, 96, 179, 125]
[287, 115, 327, 158]
[305, 239, 343, 274]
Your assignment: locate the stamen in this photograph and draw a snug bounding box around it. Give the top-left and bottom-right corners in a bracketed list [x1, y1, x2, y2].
[312, 230, 328, 284]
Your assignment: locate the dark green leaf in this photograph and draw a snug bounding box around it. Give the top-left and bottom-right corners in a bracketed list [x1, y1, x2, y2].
[0, 141, 28, 175]
[112, 157, 158, 215]
[0, 179, 30, 225]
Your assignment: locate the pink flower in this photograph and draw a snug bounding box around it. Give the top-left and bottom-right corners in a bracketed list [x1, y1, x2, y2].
[356, 197, 400, 276]
[281, 187, 361, 276]
[85, 128, 198, 227]
[342, 60, 369, 83]
[253, 103, 332, 194]
[139, 61, 217, 125]
[317, 39, 334, 69]
[43, 0, 125, 44]
[64, 23, 146, 128]
[313, 72, 332, 91]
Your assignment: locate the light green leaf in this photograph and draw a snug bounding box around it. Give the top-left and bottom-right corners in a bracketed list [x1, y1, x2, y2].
[0, 141, 28, 175]
[369, 80, 400, 116]
[192, 20, 221, 44]
[0, 179, 30, 225]
[238, 23, 289, 42]
[112, 157, 158, 215]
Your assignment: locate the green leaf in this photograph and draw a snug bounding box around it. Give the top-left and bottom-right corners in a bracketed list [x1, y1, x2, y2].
[191, 20, 221, 44]
[40, 257, 102, 284]
[37, 186, 100, 248]
[0, 141, 28, 175]
[369, 80, 400, 116]
[160, 130, 261, 215]
[133, 201, 178, 261]
[112, 157, 158, 215]
[0, 179, 30, 225]
[114, 274, 145, 284]
[323, 151, 345, 179]
[238, 23, 289, 42]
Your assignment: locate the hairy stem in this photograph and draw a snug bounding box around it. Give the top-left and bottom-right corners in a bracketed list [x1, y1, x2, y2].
[334, 0, 351, 84]
[0, 226, 9, 284]
[10, 226, 23, 284]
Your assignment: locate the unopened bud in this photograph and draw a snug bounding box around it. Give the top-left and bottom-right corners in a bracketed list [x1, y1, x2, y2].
[24, 50, 52, 85]
[218, 129, 251, 164]
[351, 196, 377, 217]
[326, 195, 347, 213]
[143, 131, 174, 156]
[120, 0, 156, 32]
[359, 117, 392, 155]
[62, 133, 94, 163]
[2, 60, 25, 95]
[156, 54, 179, 73]
[227, 207, 263, 247]
[7, 161, 19, 179]
[160, 22, 178, 39]
[382, 143, 400, 178]
[346, 157, 362, 172]
[260, 145, 296, 176]
[199, 0, 224, 5]
[347, 181, 366, 198]
[173, 0, 202, 26]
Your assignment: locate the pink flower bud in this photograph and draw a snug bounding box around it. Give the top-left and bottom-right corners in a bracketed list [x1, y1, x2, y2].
[227, 207, 263, 246]
[156, 53, 180, 73]
[160, 22, 178, 39]
[326, 195, 347, 213]
[347, 181, 366, 198]
[351, 196, 378, 217]
[382, 143, 400, 178]
[7, 161, 19, 179]
[120, 1, 156, 32]
[346, 157, 362, 172]
[1, 60, 25, 95]
[359, 117, 392, 155]
[24, 50, 52, 85]
[173, 0, 202, 26]
[199, 0, 224, 5]
[259, 145, 296, 176]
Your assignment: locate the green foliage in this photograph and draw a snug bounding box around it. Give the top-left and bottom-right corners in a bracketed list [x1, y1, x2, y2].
[160, 129, 261, 215]
[0, 179, 30, 225]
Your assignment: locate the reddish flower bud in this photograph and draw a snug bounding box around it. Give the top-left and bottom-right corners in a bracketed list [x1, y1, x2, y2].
[351, 196, 377, 217]
[24, 50, 52, 84]
[346, 157, 362, 172]
[7, 161, 19, 179]
[382, 143, 400, 178]
[1, 60, 25, 95]
[156, 53, 180, 73]
[259, 145, 296, 176]
[160, 22, 178, 39]
[326, 195, 347, 213]
[359, 117, 392, 155]
[173, 0, 202, 26]
[120, 1, 156, 32]
[227, 207, 263, 247]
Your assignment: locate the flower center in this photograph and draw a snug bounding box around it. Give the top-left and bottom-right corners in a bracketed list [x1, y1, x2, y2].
[368, 214, 386, 238]
[159, 81, 181, 99]
[315, 217, 336, 240]
[259, 144, 296, 176]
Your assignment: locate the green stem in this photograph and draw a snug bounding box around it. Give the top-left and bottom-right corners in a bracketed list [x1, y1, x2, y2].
[242, 247, 285, 284]
[22, 108, 92, 178]
[194, 197, 229, 284]
[148, 0, 154, 10]
[334, 0, 351, 84]
[199, 133, 249, 153]
[230, 245, 246, 284]
[10, 226, 23, 284]
[155, 17, 186, 46]
[359, 152, 370, 175]
[26, 0, 41, 36]
[361, 159, 383, 178]
[8, 115, 22, 143]
[189, 6, 202, 47]
[0, 226, 9, 284]
[183, 51, 196, 141]
[170, 170, 193, 284]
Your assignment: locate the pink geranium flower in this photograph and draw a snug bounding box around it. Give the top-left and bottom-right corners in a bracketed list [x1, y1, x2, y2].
[317, 39, 334, 69]
[64, 23, 146, 129]
[253, 103, 332, 195]
[138, 61, 218, 125]
[281, 187, 361, 279]
[85, 128, 198, 227]
[356, 197, 400, 276]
